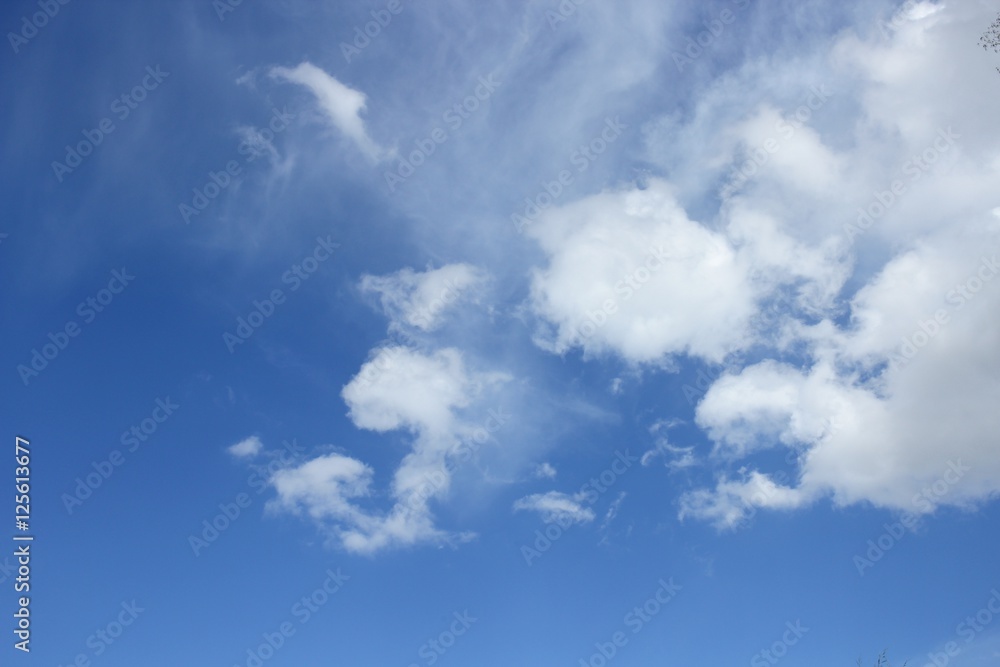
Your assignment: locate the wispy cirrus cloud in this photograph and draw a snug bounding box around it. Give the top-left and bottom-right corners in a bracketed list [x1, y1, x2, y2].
[270, 61, 385, 161]
[513, 490, 595, 525]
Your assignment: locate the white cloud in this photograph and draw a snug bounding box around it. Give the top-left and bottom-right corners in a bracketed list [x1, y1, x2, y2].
[270, 61, 383, 161]
[679, 471, 813, 530]
[227, 435, 263, 458]
[598, 491, 628, 545]
[262, 1, 1000, 544]
[269, 453, 373, 523]
[526, 179, 849, 364]
[513, 491, 595, 525]
[601, 491, 626, 528]
[267, 346, 507, 554]
[527, 182, 754, 364]
[342, 347, 471, 435]
[641, 419, 696, 469]
[684, 228, 1000, 523]
[267, 450, 459, 554]
[360, 264, 487, 332]
[726, 104, 845, 197]
[515, 0, 1000, 534]
[534, 462, 557, 479]
[641, 439, 697, 470]
[638, 2, 1000, 526]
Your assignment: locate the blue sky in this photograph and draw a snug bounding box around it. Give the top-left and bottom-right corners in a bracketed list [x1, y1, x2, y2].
[3, 0, 1000, 665]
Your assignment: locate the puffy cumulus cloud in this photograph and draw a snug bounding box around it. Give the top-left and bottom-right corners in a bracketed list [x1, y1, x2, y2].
[637, 3, 1000, 527]
[832, 1, 961, 145]
[267, 451, 456, 555]
[359, 264, 488, 332]
[266, 347, 508, 555]
[685, 227, 1000, 522]
[527, 182, 751, 363]
[343, 346, 508, 503]
[723, 102, 845, 198]
[269, 453, 373, 523]
[526, 179, 849, 364]
[694, 360, 846, 461]
[644, 4, 998, 250]
[227, 435, 263, 458]
[679, 470, 813, 530]
[513, 491, 595, 525]
[342, 347, 471, 435]
[726, 207, 850, 317]
[835, 237, 1000, 364]
[269, 61, 384, 161]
